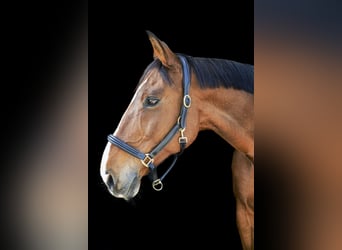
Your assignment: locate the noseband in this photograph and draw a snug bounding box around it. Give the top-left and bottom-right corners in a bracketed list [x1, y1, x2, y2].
[107, 55, 191, 191]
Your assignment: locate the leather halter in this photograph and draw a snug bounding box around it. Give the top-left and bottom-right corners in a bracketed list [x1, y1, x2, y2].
[107, 55, 191, 191]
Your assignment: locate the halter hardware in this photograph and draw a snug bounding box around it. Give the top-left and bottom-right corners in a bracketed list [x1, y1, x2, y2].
[183, 94, 191, 108]
[152, 179, 163, 191]
[107, 54, 191, 191]
[179, 128, 188, 144]
[141, 154, 154, 168]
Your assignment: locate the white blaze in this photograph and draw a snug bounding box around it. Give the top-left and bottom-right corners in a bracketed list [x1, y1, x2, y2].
[113, 77, 149, 136]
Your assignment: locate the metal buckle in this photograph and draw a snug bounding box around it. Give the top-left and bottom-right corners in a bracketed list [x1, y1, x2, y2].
[141, 154, 154, 168]
[152, 179, 163, 191]
[183, 95, 191, 108]
[179, 137, 188, 144]
[179, 128, 188, 144]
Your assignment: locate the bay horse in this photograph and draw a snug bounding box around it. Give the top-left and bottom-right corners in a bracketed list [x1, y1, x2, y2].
[100, 31, 254, 249]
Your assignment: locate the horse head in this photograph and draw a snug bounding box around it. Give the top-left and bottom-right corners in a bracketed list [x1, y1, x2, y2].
[100, 31, 200, 200]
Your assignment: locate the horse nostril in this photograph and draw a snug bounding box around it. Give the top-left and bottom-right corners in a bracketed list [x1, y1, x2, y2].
[106, 174, 115, 191]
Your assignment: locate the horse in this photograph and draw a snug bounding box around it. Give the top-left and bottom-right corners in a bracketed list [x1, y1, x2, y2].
[100, 31, 254, 250]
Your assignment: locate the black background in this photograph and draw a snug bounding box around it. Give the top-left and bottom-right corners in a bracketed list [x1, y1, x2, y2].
[3, 1, 340, 249]
[89, 1, 253, 249]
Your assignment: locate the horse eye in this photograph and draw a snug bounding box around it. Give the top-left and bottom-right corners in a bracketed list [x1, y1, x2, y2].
[144, 96, 160, 107]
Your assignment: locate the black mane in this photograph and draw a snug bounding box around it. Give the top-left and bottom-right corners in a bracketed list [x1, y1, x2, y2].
[184, 54, 254, 94]
[138, 54, 254, 94]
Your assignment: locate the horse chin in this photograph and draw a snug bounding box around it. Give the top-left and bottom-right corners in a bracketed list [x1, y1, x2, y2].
[110, 186, 140, 201]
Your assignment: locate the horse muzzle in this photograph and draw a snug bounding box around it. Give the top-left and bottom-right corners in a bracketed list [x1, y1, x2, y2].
[102, 170, 141, 201]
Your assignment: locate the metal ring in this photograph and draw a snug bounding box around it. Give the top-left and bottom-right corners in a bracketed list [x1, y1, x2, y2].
[152, 179, 163, 191]
[183, 95, 191, 108]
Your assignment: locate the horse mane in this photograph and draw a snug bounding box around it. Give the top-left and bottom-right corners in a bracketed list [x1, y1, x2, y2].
[138, 54, 254, 94]
[183, 54, 254, 94]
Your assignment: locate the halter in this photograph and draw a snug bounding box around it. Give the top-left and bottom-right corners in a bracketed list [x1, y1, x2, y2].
[107, 55, 191, 191]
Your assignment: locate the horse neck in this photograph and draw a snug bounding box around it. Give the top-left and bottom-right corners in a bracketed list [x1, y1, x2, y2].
[193, 85, 254, 158]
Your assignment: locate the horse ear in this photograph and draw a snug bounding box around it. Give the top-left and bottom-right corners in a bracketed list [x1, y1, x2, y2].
[146, 30, 179, 69]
